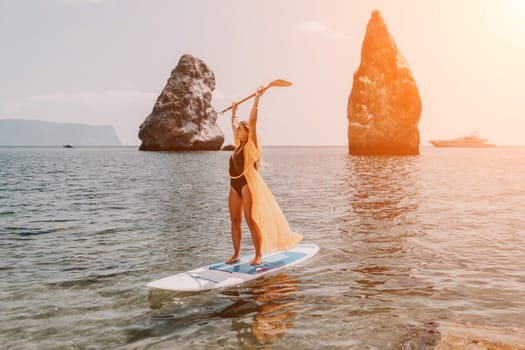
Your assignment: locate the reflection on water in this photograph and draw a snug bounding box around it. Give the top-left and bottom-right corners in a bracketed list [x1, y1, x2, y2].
[221, 273, 301, 345]
[133, 273, 300, 348]
[343, 156, 423, 296]
[317, 155, 438, 347]
[345, 155, 419, 224]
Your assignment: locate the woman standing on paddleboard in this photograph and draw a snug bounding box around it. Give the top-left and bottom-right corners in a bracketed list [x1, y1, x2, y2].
[227, 87, 302, 266]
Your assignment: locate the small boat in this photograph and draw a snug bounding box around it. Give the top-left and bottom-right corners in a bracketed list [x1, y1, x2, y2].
[429, 132, 495, 148]
[63, 144, 74, 148]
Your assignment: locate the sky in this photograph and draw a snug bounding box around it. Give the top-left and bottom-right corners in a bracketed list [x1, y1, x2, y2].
[1, 0, 524, 146]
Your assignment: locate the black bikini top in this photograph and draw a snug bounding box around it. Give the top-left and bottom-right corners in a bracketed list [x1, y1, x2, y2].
[229, 144, 245, 178]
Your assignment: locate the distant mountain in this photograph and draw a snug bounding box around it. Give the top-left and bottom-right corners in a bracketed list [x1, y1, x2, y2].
[0, 119, 121, 146]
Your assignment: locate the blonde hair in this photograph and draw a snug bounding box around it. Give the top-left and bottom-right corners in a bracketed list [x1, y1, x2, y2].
[238, 120, 249, 133]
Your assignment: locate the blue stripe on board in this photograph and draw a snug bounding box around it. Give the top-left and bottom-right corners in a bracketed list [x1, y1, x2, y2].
[210, 251, 307, 275]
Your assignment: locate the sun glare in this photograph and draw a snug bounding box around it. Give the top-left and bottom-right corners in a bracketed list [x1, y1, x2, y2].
[503, 0, 525, 33]
[482, 0, 525, 48]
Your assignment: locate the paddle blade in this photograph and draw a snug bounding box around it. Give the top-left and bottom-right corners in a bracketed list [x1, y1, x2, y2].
[268, 79, 292, 88]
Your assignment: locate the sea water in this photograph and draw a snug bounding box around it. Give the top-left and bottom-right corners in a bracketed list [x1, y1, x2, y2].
[1, 146, 524, 349]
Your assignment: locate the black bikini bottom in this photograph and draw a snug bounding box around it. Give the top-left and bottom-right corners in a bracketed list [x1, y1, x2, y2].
[230, 176, 247, 197]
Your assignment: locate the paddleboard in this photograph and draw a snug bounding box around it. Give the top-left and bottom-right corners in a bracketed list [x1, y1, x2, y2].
[147, 243, 319, 292]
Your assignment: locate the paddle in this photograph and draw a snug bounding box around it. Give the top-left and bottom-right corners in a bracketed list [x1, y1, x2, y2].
[219, 79, 292, 114]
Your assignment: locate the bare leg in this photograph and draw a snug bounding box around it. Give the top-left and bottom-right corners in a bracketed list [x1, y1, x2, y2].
[241, 185, 263, 265]
[227, 187, 243, 263]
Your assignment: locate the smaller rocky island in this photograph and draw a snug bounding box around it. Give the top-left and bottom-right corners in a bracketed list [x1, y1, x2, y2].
[138, 54, 224, 151]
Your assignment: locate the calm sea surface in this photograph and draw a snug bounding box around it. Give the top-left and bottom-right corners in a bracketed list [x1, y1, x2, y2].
[1, 146, 525, 349]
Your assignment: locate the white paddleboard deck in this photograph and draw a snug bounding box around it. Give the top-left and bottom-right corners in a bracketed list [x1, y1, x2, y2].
[147, 243, 319, 292]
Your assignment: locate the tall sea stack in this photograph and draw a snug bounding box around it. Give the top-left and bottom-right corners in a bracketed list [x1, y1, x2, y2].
[347, 10, 422, 155]
[138, 54, 224, 151]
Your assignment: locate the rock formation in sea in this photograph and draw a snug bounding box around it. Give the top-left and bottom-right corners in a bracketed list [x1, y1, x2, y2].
[222, 144, 235, 151]
[138, 54, 224, 151]
[347, 10, 422, 155]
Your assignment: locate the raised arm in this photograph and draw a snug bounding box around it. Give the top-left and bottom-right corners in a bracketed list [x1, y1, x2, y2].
[230, 102, 239, 143]
[249, 86, 265, 147]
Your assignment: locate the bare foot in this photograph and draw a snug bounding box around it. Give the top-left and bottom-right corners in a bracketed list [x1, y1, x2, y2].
[250, 257, 262, 265]
[225, 255, 240, 264]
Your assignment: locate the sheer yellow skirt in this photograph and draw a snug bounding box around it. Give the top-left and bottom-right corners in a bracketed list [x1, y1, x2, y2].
[241, 138, 303, 253]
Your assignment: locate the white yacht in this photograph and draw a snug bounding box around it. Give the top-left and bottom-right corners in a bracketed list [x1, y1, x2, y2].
[429, 132, 495, 148]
